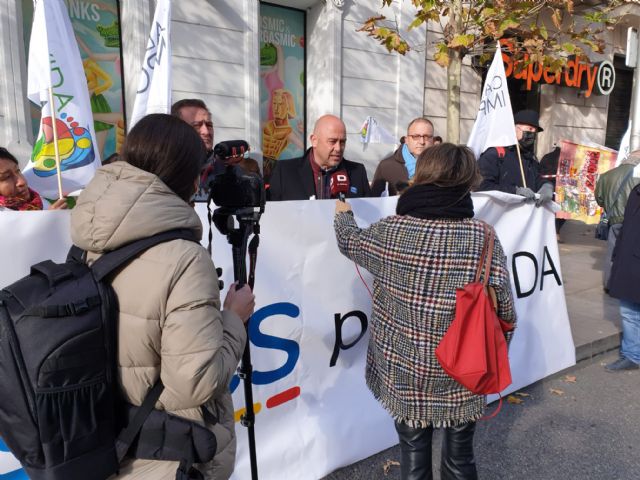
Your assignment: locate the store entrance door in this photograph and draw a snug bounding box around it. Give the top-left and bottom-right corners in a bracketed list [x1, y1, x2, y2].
[605, 55, 633, 149]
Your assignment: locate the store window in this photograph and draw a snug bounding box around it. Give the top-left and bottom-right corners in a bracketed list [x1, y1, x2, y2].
[22, 0, 126, 161]
[604, 55, 632, 149]
[259, 2, 306, 180]
[505, 77, 540, 114]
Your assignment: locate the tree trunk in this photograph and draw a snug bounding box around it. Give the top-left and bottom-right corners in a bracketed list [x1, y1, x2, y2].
[447, 49, 462, 144]
[446, 0, 464, 144]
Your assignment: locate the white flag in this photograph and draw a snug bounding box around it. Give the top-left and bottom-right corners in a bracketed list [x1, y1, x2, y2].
[25, 0, 101, 199]
[467, 42, 517, 159]
[615, 124, 630, 167]
[129, 0, 172, 129]
[360, 116, 397, 144]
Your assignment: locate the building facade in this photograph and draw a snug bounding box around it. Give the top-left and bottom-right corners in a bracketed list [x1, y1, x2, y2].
[1, 0, 639, 176]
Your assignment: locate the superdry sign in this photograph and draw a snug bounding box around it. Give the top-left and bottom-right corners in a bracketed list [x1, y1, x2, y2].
[501, 41, 615, 97]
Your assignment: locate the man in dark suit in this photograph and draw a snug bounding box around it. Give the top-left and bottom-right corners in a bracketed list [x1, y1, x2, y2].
[268, 114, 371, 200]
[605, 182, 640, 371]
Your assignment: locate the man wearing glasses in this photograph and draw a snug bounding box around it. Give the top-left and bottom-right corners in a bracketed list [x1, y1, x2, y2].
[371, 117, 435, 196]
[477, 109, 554, 207]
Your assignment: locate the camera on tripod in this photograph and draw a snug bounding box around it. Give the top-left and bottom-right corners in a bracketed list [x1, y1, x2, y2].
[205, 141, 265, 478]
[208, 140, 266, 213]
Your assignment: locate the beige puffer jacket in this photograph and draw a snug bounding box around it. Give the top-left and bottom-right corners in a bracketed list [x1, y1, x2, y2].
[70, 162, 247, 479]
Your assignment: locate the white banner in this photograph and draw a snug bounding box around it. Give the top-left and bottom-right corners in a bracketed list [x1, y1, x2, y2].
[129, 0, 172, 130]
[467, 42, 517, 159]
[0, 193, 574, 480]
[25, 0, 101, 199]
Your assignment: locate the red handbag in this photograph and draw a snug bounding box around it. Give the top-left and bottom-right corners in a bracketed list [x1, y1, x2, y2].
[435, 223, 514, 395]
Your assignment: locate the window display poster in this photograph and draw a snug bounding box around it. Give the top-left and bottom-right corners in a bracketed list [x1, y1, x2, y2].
[23, 0, 125, 162]
[259, 3, 305, 180]
[556, 140, 618, 224]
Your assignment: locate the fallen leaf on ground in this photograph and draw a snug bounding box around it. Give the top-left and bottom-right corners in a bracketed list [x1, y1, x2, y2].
[563, 375, 577, 383]
[383, 460, 400, 475]
[550, 388, 564, 396]
[507, 395, 524, 404]
[515, 392, 530, 397]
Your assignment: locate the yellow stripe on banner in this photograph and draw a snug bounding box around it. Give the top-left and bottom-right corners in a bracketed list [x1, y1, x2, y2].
[234, 402, 262, 422]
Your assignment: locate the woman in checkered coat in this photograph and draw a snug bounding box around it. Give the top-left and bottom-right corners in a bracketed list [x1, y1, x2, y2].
[334, 143, 516, 480]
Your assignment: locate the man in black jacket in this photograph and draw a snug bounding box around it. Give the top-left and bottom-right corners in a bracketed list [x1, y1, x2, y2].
[605, 182, 640, 371]
[476, 109, 553, 207]
[268, 114, 371, 200]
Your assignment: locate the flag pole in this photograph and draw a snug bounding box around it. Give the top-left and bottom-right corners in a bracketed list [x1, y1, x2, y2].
[514, 141, 528, 189]
[47, 86, 64, 200]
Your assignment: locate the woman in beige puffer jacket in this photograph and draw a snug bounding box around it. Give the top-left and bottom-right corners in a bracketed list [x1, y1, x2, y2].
[70, 114, 254, 479]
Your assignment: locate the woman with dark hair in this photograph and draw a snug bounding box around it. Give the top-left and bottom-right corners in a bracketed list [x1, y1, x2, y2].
[71, 113, 254, 479]
[334, 143, 516, 480]
[0, 147, 67, 210]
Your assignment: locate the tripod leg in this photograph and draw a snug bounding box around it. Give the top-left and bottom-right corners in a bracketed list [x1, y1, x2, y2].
[230, 222, 259, 479]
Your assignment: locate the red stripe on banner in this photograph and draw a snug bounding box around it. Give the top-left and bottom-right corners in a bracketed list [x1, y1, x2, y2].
[266, 386, 301, 408]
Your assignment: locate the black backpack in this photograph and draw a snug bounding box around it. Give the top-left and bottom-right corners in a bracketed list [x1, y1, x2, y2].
[0, 229, 217, 480]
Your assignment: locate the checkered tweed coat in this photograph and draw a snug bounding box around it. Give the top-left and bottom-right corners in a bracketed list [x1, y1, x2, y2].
[334, 211, 516, 428]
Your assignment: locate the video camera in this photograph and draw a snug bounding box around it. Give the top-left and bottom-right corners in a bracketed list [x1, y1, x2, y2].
[205, 140, 265, 257]
[207, 140, 266, 213]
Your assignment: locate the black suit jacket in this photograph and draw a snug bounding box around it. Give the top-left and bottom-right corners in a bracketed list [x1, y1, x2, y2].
[268, 150, 371, 201]
[477, 146, 546, 194]
[608, 184, 640, 303]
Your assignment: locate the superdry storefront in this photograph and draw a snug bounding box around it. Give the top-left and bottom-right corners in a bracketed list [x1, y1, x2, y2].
[493, 37, 627, 154]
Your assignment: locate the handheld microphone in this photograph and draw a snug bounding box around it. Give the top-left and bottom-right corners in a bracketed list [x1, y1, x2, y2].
[330, 170, 350, 201]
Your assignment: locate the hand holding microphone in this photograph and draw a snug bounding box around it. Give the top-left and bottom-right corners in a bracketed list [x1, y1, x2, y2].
[330, 170, 352, 213]
[329, 170, 350, 201]
[335, 199, 352, 214]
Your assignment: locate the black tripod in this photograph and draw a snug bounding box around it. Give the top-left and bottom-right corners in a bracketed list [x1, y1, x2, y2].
[212, 206, 261, 480]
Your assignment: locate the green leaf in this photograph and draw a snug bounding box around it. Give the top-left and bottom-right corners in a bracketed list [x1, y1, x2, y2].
[408, 17, 425, 30]
[421, 0, 437, 10]
[499, 18, 520, 32]
[481, 7, 496, 18]
[479, 52, 492, 64]
[450, 33, 475, 48]
[539, 24, 548, 40]
[434, 42, 450, 67]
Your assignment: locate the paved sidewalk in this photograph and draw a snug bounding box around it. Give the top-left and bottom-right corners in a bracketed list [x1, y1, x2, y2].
[558, 219, 621, 361]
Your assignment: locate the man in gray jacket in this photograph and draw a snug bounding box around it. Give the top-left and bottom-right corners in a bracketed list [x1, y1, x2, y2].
[371, 117, 434, 196]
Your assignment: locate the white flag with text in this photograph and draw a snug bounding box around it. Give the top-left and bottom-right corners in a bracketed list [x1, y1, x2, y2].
[25, 0, 100, 200]
[467, 42, 517, 158]
[129, 0, 172, 129]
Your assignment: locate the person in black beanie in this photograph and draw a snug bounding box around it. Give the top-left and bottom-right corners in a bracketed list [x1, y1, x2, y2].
[477, 109, 554, 207]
